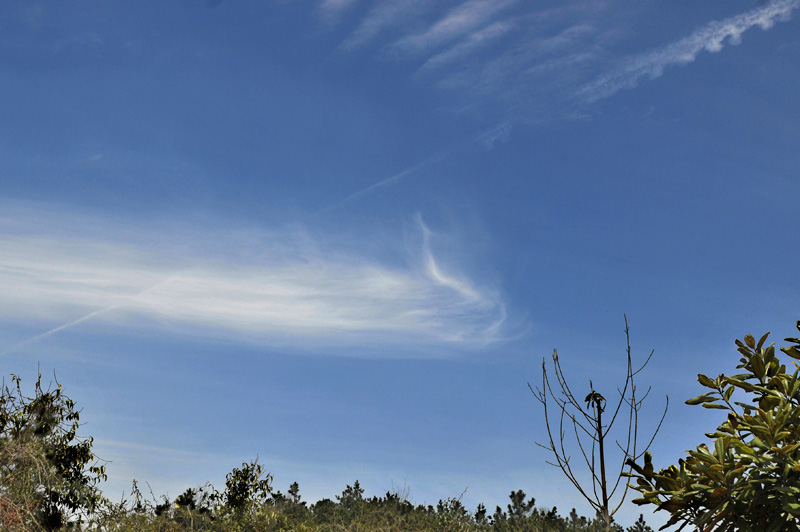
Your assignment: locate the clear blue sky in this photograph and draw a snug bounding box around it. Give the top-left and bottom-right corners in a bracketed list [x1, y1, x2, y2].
[1, 1, 799, 528]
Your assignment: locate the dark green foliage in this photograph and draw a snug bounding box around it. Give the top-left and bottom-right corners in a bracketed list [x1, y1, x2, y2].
[627, 322, 800, 532]
[507, 490, 536, 519]
[336, 481, 365, 505]
[475, 503, 488, 525]
[626, 514, 653, 532]
[0, 373, 105, 530]
[86, 472, 655, 532]
[0, 371, 660, 532]
[218, 459, 272, 515]
[288, 482, 302, 504]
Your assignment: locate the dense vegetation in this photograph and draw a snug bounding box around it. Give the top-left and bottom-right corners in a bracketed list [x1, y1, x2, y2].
[0, 373, 654, 532]
[8, 320, 800, 531]
[83, 475, 653, 532]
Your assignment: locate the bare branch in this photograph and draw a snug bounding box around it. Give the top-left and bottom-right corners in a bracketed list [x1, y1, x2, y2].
[533, 316, 668, 532]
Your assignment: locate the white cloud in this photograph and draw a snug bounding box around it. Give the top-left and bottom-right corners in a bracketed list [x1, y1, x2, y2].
[328, 0, 796, 122]
[415, 20, 516, 75]
[477, 121, 513, 150]
[340, 0, 427, 50]
[431, 23, 597, 118]
[0, 206, 507, 355]
[320, 0, 361, 15]
[391, 0, 518, 55]
[577, 0, 800, 102]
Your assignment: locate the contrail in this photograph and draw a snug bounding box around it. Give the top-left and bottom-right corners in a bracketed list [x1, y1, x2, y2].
[0, 304, 122, 357]
[576, 0, 800, 102]
[306, 122, 511, 220]
[0, 273, 183, 357]
[305, 151, 451, 220]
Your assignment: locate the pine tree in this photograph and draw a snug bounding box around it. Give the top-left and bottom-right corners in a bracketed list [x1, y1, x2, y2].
[626, 514, 653, 532]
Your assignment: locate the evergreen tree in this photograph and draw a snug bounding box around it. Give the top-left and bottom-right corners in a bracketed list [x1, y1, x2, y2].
[507, 489, 536, 520]
[625, 514, 653, 532]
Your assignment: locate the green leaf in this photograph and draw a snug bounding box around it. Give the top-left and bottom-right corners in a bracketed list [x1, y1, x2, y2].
[759, 395, 781, 411]
[715, 438, 726, 459]
[686, 393, 716, 405]
[751, 354, 766, 381]
[757, 332, 771, 350]
[725, 377, 759, 392]
[745, 334, 756, 349]
[782, 346, 800, 361]
[697, 374, 716, 389]
[701, 403, 728, 410]
[782, 502, 800, 516]
[724, 386, 734, 402]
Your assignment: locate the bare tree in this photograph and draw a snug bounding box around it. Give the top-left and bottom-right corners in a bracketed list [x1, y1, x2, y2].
[531, 317, 668, 532]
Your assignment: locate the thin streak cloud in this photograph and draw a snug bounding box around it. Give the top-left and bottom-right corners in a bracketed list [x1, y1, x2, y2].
[308, 151, 449, 218]
[415, 20, 516, 75]
[328, 1, 795, 122]
[577, 0, 800, 102]
[340, 0, 426, 50]
[320, 0, 361, 16]
[391, 0, 518, 55]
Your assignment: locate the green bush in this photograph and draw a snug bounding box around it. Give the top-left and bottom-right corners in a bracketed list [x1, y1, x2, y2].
[628, 322, 800, 531]
[0, 373, 105, 531]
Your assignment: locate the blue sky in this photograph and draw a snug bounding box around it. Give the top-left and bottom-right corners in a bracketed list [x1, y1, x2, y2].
[1, 0, 799, 528]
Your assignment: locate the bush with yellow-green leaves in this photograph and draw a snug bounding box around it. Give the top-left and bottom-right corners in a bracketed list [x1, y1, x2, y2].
[628, 321, 800, 532]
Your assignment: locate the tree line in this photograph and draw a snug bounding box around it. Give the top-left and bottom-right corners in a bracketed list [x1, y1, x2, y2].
[3, 319, 800, 531]
[0, 367, 652, 531]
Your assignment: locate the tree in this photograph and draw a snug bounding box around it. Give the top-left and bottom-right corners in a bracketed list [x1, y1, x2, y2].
[216, 458, 272, 515]
[533, 317, 667, 532]
[506, 489, 536, 520]
[287, 481, 302, 505]
[337, 480, 365, 505]
[474, 503, 488, 525]
[627, 321, 800, 532]
[626, 514, 653, 532]
[0, 372, 106, 531]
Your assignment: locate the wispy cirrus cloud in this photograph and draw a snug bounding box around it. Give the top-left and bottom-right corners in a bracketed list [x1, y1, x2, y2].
[391, 0, 518, 56]
[339, 0, 427, 50]
[0, 205, 507, 355]
[329, 0, 797, 121]
[320, 0, 362, 16]
[415, 20, 516, 75]
[430, 22, 598, 119]
[577, 0, 800, 102]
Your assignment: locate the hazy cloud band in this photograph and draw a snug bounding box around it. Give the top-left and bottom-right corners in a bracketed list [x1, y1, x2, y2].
[0, 207, 506, 354]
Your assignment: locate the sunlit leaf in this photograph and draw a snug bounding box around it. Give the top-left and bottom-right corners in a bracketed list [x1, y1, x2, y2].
[782, 346, 800, 361]
[757, 332, 771, 350]
[744, 334, 756, 349]
[686, 393, 716, 405]
[697, 374, 716, 389]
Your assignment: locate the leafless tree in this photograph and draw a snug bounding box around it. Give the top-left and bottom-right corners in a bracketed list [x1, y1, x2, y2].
[531, 316, 668, 532]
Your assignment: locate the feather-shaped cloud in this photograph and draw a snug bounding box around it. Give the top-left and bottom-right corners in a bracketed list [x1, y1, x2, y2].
[0, 206, 507, 355]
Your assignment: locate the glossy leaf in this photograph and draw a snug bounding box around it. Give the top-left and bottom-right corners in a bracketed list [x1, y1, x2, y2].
[686, 393, 716, 405]
[697, 374, 716, 389]
[627, 323, 800, 532]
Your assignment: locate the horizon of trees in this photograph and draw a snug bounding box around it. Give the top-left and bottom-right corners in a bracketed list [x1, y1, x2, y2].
[7, 318, 800, 531]
[0, 371, 657, 532]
